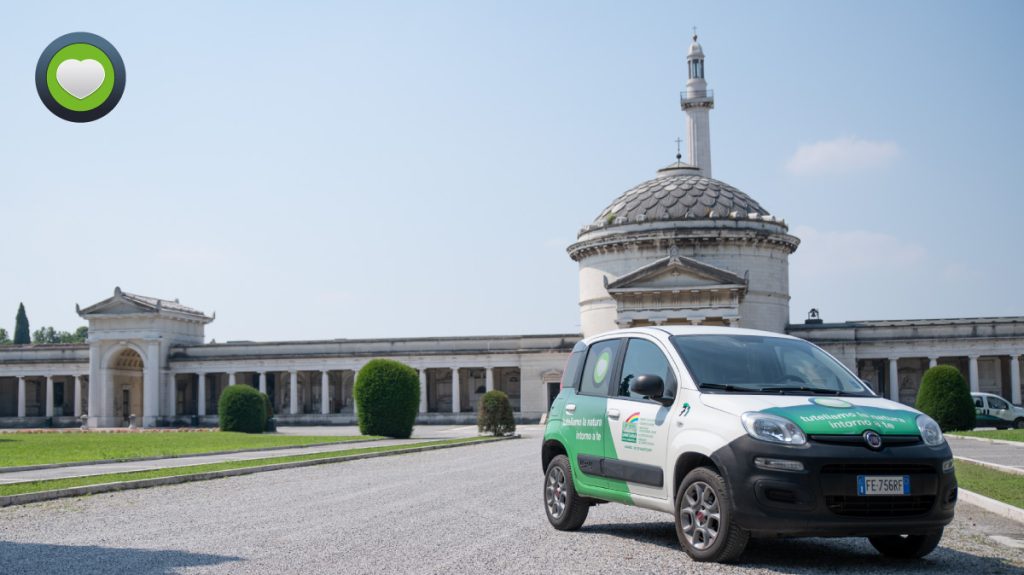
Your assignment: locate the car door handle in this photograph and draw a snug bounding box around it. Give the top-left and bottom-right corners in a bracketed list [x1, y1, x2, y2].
[565, 403, 576, 414]
[607, 409, 620, 419]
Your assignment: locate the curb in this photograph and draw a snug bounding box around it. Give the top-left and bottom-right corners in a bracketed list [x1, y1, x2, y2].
[947, 434, 1024, 448]
[0, 438, 383, 474]
[958, 488, 1024, 525]
[954, 455, 1024, 476]
[0, 435, 516, 508]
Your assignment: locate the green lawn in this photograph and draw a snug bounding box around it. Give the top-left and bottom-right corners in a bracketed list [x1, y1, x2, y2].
[953, 429, 1024, 443]
[955, 460, 1024, 509]
[0, 436, 498, 497]
[0, 432, 375, 468]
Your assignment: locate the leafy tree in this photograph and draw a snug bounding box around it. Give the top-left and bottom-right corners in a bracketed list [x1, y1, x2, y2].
[355, 359, 420, 438]
[916, 365, 976, 431]
[478, 390, 516, 436]
[33, 326, 59, 344]
[13, 303, 30, 344]
[0, 328, 9, 345]
[67, 326, 89, 343]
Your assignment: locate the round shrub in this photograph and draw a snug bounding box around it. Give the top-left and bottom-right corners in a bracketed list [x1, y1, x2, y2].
[355, 359, 420, 438]
[915, 365, 976, 432]
[218, 385, 266, 434]
[478, 390, 516, 436]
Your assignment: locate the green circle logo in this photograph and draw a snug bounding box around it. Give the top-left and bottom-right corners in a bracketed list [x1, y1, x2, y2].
[810, 397, 853, 409]
[593, 350, 611, 385]
[36, 33, 125, 122]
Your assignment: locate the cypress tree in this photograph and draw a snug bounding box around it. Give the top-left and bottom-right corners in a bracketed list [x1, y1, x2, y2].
[13, 303, 30, 345]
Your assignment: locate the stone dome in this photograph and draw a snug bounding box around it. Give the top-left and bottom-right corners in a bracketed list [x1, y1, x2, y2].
[587, 164, 774, 233]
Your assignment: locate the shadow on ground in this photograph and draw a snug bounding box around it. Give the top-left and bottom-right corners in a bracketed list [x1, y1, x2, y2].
[0, 541, 241, 574]
[581, 522, 1022, 573]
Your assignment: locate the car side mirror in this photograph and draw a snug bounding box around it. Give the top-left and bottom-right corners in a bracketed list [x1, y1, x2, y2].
[630, 374, 671, 405]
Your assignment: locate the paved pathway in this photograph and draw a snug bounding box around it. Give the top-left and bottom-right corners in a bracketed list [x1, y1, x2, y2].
[0, 425, 520, 485]
[947, 436, 1024, 471]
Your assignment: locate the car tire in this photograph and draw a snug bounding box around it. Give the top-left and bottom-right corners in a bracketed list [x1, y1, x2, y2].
[674, 466, 749, 563]
[1014, 418, 1024, 429]
[543, 454, 589, 531]
[868, 529, 944, 559]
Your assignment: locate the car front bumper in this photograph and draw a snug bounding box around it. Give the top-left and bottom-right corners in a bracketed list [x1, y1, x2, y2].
[712, 435, 957, 537]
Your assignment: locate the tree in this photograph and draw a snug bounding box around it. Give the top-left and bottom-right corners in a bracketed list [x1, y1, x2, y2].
[13, 303, 30, 344]
[67, 326, 89, 343]
[0, 328, 9, 344]
[218, 385, 267, 433]
[477, 390, 516, 436]
[354, 359, 420, 438]
[33, 326, 59, 344]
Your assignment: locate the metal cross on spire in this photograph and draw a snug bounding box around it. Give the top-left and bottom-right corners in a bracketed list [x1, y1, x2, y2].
[692, 26, 697, 41]
[675, 137, 683, 161]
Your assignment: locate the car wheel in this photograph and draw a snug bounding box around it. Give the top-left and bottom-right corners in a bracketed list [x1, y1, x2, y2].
[674, 466, 748, 562]
[1014, 418, 1024, 429]
[543, 454, 589, 531]
[868, 529, 944, 559]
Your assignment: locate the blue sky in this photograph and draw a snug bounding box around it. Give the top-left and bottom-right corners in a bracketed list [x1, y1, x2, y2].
[2, 1, 1022, 341]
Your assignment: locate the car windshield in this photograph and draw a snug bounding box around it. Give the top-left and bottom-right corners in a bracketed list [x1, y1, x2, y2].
[670, 334, 871, 396]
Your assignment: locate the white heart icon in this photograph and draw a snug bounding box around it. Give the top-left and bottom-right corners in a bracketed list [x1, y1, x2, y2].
[55, 59, 105, 99]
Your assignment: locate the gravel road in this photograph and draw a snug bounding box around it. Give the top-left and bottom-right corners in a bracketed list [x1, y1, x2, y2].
[1, 430, 1022, 575]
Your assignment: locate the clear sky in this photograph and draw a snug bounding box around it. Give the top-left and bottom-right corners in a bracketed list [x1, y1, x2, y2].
[3, 1, 1022, 342]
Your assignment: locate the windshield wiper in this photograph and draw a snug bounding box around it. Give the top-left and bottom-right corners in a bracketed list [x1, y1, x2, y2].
[698, 383, 748, 392]
[760, 386, 841, 395]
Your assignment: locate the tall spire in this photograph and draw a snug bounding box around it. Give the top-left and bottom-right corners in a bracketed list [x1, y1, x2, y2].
[681, 31, 714, 177]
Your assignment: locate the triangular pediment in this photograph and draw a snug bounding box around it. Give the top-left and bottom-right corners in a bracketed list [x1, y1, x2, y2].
[77, 287, 212, 322]
[607, 254, 746, 292]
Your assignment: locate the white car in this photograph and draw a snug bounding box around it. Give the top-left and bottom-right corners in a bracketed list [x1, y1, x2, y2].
[542, 326, 956, 563]
[971, 392, 1024, 429]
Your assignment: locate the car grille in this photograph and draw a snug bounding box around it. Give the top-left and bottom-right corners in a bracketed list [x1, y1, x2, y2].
[820, 463, 936, 475]
[826, 495, 935, 517]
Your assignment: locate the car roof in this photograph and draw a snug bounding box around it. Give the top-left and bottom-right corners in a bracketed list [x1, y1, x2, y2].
[584, 325, 800, 343]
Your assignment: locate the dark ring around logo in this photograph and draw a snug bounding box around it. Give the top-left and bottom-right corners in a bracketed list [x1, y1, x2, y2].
[35, 32, 126, 123]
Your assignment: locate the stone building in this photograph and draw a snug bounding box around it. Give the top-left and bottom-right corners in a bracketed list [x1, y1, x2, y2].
[0, 34, 1020, 428]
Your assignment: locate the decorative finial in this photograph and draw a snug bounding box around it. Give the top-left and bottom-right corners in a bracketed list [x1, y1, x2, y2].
[675, 137, 683, 161]
[692, 26, 698, 42]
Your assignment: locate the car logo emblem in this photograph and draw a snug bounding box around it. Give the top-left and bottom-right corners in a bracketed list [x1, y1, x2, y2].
[863, 430, 883, 449]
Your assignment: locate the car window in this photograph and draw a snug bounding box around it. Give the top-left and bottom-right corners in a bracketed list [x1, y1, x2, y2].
[988, 396, 1009, 410]
[974, 396, 984, 408]
[618, 338, 675, 401]
[579, 339, 621, 397]
[560, 346, 586, 391]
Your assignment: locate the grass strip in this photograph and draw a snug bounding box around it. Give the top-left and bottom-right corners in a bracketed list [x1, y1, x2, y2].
[953, 429, 1024, 443]
[0, 432, 376, 468]
[0, 436, 496, 497]
[955, 459, 1024, 509]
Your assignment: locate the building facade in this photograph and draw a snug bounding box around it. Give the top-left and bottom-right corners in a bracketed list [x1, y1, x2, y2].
[0, 35, 1020, 428]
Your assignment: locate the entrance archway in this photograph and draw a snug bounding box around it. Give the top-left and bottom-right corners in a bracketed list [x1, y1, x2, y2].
[110, 348, 144, 426]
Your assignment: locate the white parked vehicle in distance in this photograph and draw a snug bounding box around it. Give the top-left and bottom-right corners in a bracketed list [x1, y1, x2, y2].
[971, 392, 1024, 429]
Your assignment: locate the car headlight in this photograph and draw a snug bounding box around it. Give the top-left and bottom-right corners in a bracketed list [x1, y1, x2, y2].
[741, 412, 807, 446]
[916, 414, 945, 446]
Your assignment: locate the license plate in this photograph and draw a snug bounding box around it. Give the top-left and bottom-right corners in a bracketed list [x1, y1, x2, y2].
[857, 475, 910, 496]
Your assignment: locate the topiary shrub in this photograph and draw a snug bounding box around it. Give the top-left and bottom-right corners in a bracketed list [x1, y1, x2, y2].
[355, 359, 420, 438]
[218, 385, 266, 434]
[478, 390, 516, 436]
[916, 365, 976, 432]
[259, 391, 275, 432]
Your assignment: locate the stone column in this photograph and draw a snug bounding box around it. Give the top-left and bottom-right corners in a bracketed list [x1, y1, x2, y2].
[485, 367, 494, 393]
[352, 369, 359, 418]
[290, 371, 298, 415]
[418, 369, 427, 413]
[143, 341, 161, 427]
[197, 373, 207, 417]
[258, 372, 267, 395]
[166, 373, 177, 418]
[17, 377, 26, 418]
[888, 358, 900, 403]
[45, 375, 54, 418]
[968, 355, 980, 393]
[1010, 355, 1021, 406]
[928, 356, 939, 369]
[451, 368, 461, 413]
[321, 370, 330, 415]
[74, 375, 84, 417]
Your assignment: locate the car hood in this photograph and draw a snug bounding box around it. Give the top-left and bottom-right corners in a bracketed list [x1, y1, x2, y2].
[700, 393, 923, 436]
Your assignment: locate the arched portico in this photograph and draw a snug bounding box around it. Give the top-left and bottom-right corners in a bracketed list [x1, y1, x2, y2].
[107, 347, 144, 427]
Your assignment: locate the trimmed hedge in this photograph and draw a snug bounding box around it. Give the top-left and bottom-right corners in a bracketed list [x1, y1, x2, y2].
[478, 390, 516, 436]
[355, 359, 420, 438]
[916, 365, 976, 432]
[218, 385, 266, 434]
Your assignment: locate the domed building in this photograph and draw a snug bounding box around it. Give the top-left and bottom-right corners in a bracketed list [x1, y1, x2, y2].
[568, 35, 800, 336]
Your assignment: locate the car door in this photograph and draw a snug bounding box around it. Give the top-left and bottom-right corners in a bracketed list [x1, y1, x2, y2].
[986, 395, 1013, 427]
[567, 337, 624, 491]
[603, 337, 676, 499]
